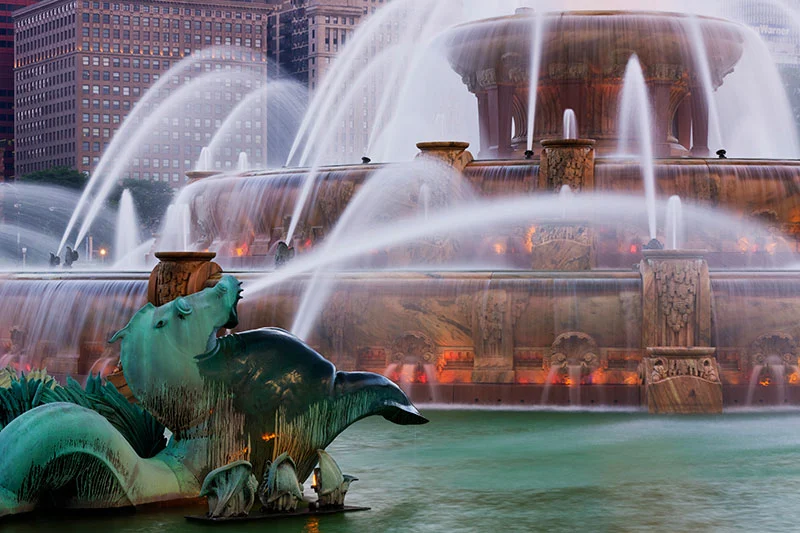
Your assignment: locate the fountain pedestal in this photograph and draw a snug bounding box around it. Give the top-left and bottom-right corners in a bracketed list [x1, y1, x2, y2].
[532, 139, 596, 271]
[640, 250, 722, 413]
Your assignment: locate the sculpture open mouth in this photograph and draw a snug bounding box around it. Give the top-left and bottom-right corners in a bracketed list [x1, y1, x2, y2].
[224, 301, 239, 329]
[223, 284, 242, 329]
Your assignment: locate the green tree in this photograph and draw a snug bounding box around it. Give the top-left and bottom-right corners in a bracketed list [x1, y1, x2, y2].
[20, 166, 88, 191]
[108, 179, 175, 236]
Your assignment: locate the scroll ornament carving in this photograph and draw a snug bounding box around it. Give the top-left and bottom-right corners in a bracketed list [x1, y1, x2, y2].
[548, 63, 589, 80]
[750, 332, 798, 367]
[654, 261, 699, 333]
[547, 332, 599, 370]
[390, 332, 436, 364]
[154, 264, 193, 305]
[530, 224, 592, 247]
[650, 357, 720, 384]
[501, 52, 528, 84]
[477, 68, 497, 89]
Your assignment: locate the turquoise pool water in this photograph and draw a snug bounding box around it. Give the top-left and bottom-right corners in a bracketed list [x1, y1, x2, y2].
[6, 408, 800, 532]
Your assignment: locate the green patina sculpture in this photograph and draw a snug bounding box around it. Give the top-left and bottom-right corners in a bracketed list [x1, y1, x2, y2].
[259, 452, 304, 512]
[0, 274, 427, 518]
[199, 460, 258, 518]
[312, 449, 358, 508]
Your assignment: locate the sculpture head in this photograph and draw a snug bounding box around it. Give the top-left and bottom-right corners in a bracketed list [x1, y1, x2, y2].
[110, 274, 241, 432]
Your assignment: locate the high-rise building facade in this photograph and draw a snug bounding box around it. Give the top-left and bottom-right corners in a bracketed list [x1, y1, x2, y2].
[0, 1, 37, 181]
[726, 0, 800, 135]
[267, 0, 372, 89]
[267, 0, 399, 163]
[14, 0, 277, 184]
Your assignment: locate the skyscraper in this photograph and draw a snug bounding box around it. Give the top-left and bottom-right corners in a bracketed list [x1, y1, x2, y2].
[14, 0, 277, 184]
[0, 1, 37, 181]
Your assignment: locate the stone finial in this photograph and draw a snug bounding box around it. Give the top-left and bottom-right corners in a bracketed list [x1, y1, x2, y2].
[539, 139, 596, 192]
[415, 142, 474, 173]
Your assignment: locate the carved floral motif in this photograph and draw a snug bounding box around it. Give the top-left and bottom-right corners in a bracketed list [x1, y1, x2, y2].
[750, 332, 798, 367]
[653, 261, 699, 333]
[540, 144, 595, 192]
[390, 332, 436, 364]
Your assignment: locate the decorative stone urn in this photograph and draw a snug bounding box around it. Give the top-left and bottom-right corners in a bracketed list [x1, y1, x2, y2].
[147, 251, 223, 306]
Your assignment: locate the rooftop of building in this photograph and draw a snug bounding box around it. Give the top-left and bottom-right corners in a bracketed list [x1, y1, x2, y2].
[15, 0, 280, 19]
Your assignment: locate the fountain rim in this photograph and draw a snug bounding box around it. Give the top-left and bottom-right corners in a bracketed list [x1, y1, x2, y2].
[449, 9, 750, 30]
[187, 156, 800, 180]
[5, 269, 800, 282]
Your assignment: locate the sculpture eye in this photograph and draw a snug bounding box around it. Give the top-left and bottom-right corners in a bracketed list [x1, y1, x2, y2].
[155, 320, 166, 329]
[175, 297, 193, 316]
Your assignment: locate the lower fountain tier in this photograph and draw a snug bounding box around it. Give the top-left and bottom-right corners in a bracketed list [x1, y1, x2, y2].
[1, 270, 799, 406]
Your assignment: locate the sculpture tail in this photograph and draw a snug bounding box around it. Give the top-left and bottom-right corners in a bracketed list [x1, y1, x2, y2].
[334, 371, 429, 426]
[0, 403, 192, 518]
[271, 371, 428, 482]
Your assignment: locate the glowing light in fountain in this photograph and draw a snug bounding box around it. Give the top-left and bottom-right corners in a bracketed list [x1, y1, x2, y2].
[619, 55, 657, 240]
[563, 109, 578, 140]
[746, 355, 789, 406]
[113, 190, 140, 264]
[665, 196, 684, 251]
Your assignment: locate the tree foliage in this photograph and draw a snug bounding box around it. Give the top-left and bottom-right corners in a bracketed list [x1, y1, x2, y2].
[108, 178, 175, 236]
[20, 166, 88, 191]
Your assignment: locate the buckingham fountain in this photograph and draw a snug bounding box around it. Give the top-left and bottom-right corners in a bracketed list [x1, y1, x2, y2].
[159, 9, 800, 414]
[5, 2, 800, 521]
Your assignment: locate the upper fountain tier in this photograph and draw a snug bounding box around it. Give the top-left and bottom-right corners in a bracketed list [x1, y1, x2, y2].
[444, 10, 746, 158]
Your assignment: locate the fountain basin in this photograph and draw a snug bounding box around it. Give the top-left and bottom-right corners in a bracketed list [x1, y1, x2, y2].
[443, 11, 746, 156]
[3, 269, 800, 407]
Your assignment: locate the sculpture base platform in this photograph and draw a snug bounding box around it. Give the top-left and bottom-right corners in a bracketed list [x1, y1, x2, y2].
[644, 347, 723, 415]
[185, 506, 371, 523]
